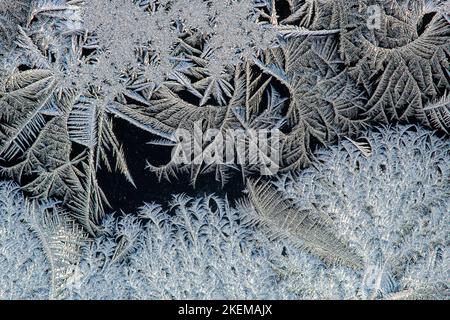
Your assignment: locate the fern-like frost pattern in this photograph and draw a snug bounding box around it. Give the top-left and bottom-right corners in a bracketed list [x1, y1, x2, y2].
[0, 127, 447, 299]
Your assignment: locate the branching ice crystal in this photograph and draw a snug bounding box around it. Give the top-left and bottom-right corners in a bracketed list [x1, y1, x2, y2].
[81, 0, 277, 80]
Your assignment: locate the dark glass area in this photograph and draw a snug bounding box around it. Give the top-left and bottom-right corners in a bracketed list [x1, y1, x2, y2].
[99, 117, 247, 214]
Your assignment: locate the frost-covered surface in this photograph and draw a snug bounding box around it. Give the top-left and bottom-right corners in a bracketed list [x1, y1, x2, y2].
[0, 182, 50, 299]
[0, 180, 87, 300]
[68, 196, 293, 299]
[273, 126, 450, 299]
[0, 126, 448, 299]
[0, 0, 449, 301]
[82, 0, 277, 75]
[0, 1, 449, 235]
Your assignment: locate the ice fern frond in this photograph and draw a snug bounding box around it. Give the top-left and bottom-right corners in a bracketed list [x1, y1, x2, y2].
[0, 69, 56, 161]
[67, 150, 108, 235]
[25, 200, 88, 300]
[344, 136, 373, 157]
[67, 99, 97, 148]
[240, 179, 364, 269]
[276, 25, 341, 38]
[423, 92, 450, 134]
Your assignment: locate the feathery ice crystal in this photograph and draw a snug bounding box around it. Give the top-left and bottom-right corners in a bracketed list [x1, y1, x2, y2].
[0, 126, 447, 299]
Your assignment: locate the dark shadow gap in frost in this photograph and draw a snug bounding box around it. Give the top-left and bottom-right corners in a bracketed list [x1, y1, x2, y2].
[98, 117, 247, 214]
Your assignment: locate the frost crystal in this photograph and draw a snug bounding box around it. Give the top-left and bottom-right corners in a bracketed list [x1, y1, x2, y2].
[81, 0, 277, 79]
[0, 126, 447, 299]
[0, 0, 449, 301]
[0, 182, 50, 299]
[274, 126, 450, 299]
